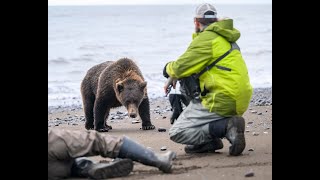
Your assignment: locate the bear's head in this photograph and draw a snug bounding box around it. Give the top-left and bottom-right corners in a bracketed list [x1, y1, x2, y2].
[114, 71, 147, 118]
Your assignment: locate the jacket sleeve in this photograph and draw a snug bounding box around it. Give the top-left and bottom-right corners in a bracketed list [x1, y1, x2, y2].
[166, 37, 213, 79]
[163, 63, 169, 78]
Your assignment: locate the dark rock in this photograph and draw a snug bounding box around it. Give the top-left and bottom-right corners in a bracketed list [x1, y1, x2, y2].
[158, 128, 166, 132]
[245, 172, 254, 177]
[160, 146, 167, 151]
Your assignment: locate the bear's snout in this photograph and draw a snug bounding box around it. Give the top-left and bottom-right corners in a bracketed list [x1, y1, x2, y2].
[129, 113, 137, 118]
[127, 104, 139, 118]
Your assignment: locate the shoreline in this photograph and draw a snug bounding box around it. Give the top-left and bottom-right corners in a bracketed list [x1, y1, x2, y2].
[48, 87, 272, 114]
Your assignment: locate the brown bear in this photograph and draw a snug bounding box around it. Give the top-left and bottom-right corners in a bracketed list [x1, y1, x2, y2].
[80, 58, 155, 132]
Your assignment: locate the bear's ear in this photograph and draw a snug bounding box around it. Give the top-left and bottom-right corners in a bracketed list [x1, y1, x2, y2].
[116, 82, 124, 93]
[140, 81, 147, 89]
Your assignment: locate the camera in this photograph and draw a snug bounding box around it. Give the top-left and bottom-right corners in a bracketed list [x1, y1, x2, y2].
[180, 74, 201, 100]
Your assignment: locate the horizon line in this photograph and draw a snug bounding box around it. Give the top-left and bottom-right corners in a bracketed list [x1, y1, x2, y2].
[48, 3, 271, 6]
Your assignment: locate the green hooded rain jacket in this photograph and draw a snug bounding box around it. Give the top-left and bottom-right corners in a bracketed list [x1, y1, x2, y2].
[166, 19, 252, 116]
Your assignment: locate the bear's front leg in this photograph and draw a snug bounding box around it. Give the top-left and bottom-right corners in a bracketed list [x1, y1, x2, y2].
[104, 113, 113, 130]
[93, 97, 110, 132]
[139, 97, 155, 130]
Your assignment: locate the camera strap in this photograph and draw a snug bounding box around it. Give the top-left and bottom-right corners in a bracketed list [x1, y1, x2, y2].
[194, 42, 240, 79]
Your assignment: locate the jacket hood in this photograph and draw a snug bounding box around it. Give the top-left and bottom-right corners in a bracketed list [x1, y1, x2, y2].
[205, 19, 240, 42]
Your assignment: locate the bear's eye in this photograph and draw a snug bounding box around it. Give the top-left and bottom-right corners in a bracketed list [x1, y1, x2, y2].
[117, 84, 124, 93]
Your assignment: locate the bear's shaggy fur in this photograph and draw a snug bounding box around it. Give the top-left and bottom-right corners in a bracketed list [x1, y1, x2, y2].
[80, 58, 155, 132]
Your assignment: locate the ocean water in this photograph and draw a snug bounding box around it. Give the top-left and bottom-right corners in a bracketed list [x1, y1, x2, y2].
[48, 4, 272, 108]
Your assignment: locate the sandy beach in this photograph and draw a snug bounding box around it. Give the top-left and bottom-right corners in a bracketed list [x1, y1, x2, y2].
[48, 88, 272, 180]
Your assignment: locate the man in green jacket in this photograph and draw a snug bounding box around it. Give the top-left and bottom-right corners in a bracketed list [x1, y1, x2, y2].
[163, 3, 252, 156]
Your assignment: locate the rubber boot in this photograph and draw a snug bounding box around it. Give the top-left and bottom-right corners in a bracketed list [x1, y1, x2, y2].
[118, 136, 176, 173]
[225, 116, 246, 156]
[209, 117, 246, 156]
[184, 137, 223, 153]
[71, 157, 133, 179]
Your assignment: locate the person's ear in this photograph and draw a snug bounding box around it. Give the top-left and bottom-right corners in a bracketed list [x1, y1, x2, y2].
[194, 18, 201, 32]
[194, 18, 200, 26]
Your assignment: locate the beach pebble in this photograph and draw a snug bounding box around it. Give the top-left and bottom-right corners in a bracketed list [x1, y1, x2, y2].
[250, 110, 257, 114]
[258, 112, 262, 115]
[248, 148, 254, 151]
[158, 127, 167, 132]
[132, 120, 140, 124]
[247, 121, 253, 124]
[263, 131, 268, 134]
[160, 146, 167, 151]
[162, 116, 166, 119]
[246, 130, 250, 132]
[252, 132, 259, 136]
[245, 172, 254, 177]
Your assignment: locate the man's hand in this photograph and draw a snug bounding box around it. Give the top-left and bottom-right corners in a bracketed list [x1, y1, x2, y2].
[164, 77, 177, 96]
[165, 84, 173, 97]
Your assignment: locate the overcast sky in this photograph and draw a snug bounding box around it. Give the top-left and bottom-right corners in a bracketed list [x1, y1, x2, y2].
[48, 0, 272, 6]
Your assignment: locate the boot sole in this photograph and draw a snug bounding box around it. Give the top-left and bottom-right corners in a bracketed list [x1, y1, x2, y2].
[88, 158, 133, 179]
[184, 139, 224, 154]
[227, 117, 246, 156]
[229, 133, 245, 156]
